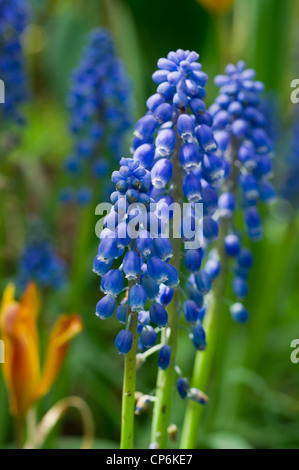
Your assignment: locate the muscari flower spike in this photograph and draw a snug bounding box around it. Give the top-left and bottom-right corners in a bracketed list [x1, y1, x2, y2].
[0, 0, 29, 142]
[94, 156, 179, 355]
[130, 48, 229, 401]
[61, 28, 132, 205]
[209, 60, 275, 318]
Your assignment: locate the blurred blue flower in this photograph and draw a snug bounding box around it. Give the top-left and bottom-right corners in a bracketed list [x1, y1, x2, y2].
[0, 0, 29, 132]
[17, 221, 68, 291]
[61, 28, 132, 205]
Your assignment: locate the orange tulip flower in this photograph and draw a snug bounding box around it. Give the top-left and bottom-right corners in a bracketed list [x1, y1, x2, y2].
[0, 283, 83, 417]
[196, 0, 235, 14]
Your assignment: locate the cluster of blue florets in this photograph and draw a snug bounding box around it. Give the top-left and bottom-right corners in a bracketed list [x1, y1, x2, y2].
[93, 157, 179, 356]
[93, 52, 274, 406]
[209, 61, 275, 316]
[17, 230, 68, 291]
[0, 0, 29, 130]
[61, 28, 132, 205]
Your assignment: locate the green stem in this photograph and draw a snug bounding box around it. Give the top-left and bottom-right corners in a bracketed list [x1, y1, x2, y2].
[151, 129, 183, 449]
[180, 221, 229, 449]
[120, 288, 138, 449]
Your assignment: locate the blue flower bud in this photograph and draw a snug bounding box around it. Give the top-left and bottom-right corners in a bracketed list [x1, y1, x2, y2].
[183, 300, 198, 324]
[173, 91, 188, 108]
[203, 216, 219, 241]
[176, 377, 189, 399]
[97, 237, 118, 263]
[190, 322, 207, 350]
[137, 310, 150, 333]
[238, 248, 253, 269]
[153, 236, 173, 261]
[134, 114, 158, 140]
[239, 174, 259, 200]
[116, 300, 128, 324]
[179, 143, 201, 173]
[163, 263, 179, 287]
[238, 141, 255, 165]
[201, 180, 218, 216]
[190, 98, 206, 115]
[101, 269, 124, 297]
[186, 284, 204, 306]
[157, 284, 173, 306]
[195, 271, 212, 294]
[218, 192, 236, 218]
[154, 103, 173, 123]
[177, 114, 195, 140]
[224, 234, 241, 257]
[151, 158, 173, 189]
[195, 124, 217, 152]
[128, 284, 147, 312]
[258, 180, 275, 203]
[155, 128, 176, 156]
[123, 251, 141, 280]
[230, 302, 249, 323]
[231, 119, 247, 138]
[115, 330, 133, 355]
[140, 326, 157, 348]
[245, 207, 262, 240]
[184, 249, 202, 272]
[133, 143, 155, 169]
[92, 256, 113, 276]
[136, 230, 153, 256]
[158, 345, 171, 370]
[149, 303, 168, 327]
[141, 275, 160, 300]
[202, 153, 224, 181]
[183, 173, 202, 202]
[233, 277, 248, 299]
[204, 258, 221, 279]
[146, 93, 165, 111]
[96, 295, 116, 319]
[147, 256, 168, 284]
[197, 305, 206, 321]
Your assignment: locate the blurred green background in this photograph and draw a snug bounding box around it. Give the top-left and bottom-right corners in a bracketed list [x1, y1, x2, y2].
[1, 0, 299, 449]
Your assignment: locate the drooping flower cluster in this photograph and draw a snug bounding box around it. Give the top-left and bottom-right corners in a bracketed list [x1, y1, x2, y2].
[209, 61, 275, 316]
[61, 28, 132, 205]
[17, 223, 68, 291]
[0, 0, 29, 132]
[93, 157, 179, 355]
[132, 49, 224, 356]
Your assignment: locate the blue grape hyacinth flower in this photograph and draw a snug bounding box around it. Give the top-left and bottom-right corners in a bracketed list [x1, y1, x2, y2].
[62, 28, 132, 204]
[131, 49, 225, 364]
[17, 223, 68, 291]
[93, 156, 178, 355]
[0, 0, 29, 138]
[209, 61, 275, 317]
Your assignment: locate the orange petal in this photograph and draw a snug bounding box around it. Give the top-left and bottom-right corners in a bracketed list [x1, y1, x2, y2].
[1, 284, 16, 311]
[196, 0, 234, 14]
[1, 300, 40, 416]
[38, 314, 83, 397]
